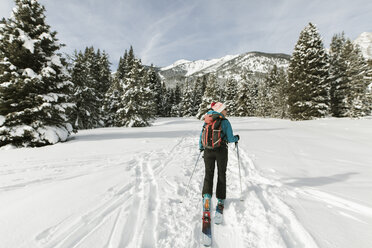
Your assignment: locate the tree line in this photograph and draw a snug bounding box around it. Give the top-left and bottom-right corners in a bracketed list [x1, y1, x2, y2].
[0, 1, 371, 148]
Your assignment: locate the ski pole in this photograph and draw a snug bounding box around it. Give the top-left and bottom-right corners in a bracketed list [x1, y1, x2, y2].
[180, 150, 203, 203]
[235, 142, 243, 201]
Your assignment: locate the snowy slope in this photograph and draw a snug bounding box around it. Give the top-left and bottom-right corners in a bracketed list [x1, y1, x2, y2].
[1, 117, 372, 248]
[158, 52, 290, 87]
[354, 32, 372, 60]
[160, 54, 240, 77]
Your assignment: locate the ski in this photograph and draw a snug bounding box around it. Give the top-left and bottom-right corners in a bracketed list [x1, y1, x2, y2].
[214, 200, 224, 225]
[201, 211, 212, 246]
[201, 195, 212, 246]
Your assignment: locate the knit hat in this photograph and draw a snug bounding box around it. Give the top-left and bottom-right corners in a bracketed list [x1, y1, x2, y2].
[211, 102, 226, 113]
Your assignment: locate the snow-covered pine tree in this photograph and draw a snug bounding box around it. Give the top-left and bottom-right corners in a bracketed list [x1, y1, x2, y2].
[161, 84, 173, 117]
[0, 0, 74, 147]
[115, 49, 155, 127]
[256, 79, 270, 117]
[224, 78, 238, 116]
[146, 65, 162, 116]
[241, 71, 259, 116]
[217, 77, 226, 103]
[103, 49, 128, 126]
[341, 41, 370, 117]
[235, 81, 250, 116]
[70, 47, 104, 129]
[262, 65, 288, 118]
[329, 33, 347, 117]
[192, 75, 206, 116]
[367, 60, 372, 115]
[102, 76, 121, 126]
[97, 50, 111, 98]
[197, 74, 219, 119]
[272, 66, 289, 118]
[170, 84, 182, 117]
[235, 74, 252, 116]
[287, 23, 330, 120]
[116, 50, 128, 80]
[181, 81, 194, 117]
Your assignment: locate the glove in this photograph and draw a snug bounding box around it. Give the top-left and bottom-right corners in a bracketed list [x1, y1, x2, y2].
[234, 135, 240, 145]
[199, 148, 204, 152]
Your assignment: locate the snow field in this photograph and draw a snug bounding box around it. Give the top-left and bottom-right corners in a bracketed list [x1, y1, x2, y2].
[1, 117, 372, 248]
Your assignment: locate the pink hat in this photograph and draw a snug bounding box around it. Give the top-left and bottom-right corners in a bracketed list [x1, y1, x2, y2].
[211, 102, 226, 113]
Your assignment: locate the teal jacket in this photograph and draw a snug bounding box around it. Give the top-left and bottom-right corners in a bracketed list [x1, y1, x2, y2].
[199, 111, 238, 149]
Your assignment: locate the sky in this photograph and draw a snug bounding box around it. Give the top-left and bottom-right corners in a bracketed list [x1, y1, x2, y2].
[1, 0, 372, 69]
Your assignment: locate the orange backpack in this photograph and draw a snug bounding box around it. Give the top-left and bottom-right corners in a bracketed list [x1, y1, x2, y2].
[201, 114, 226, 149]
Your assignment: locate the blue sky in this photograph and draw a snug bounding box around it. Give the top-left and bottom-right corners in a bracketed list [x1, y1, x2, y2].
[1, 0, 371, 69]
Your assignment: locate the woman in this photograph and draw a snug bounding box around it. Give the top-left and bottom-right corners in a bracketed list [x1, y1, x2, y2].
[199, 102, 239, 223]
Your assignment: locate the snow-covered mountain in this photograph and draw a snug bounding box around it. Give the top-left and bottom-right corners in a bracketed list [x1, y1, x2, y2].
[158, 52, 290, 87]
[354, 32, 372, 60]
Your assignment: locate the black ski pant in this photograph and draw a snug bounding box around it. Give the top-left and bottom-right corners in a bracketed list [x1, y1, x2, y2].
[202, 146, 228, 200]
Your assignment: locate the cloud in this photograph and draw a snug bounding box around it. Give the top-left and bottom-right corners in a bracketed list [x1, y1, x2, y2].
[139, 2, 198, 65]
[1, 0, 372, 68]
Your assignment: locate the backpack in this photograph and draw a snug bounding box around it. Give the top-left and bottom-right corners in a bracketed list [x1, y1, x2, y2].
[201, 114, 226, 149]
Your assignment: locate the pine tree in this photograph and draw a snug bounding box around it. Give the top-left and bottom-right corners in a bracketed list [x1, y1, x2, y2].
[147, 65, 162, 116]
[97, 50, 111, 97]
[329, 33, 347, 117]
[170, 84, 182, 117]
[287, 23, 330, 120]
[181, 81, 194, 117]
[224, 78, 238, 116]
[273, 66, 289, 118]
[103, 50, 128, 126]
[192, 76, 207, 116]
[235, 79, 251, 117]
[367, 60, 372, 115]
[261, 65, 288, 118]
[115, 49, 155, 127]
[70, 48, 99, 129]
[102, 76, 121, 126]
[240, 71, 259, 116]
[161, 85, 173, 117]
[341, 41, 370, 117]
[0, 0, 74, 147]
[70, 47, 111, 129]
[197, 74, 219, 119]
[329, 34, 371, 117]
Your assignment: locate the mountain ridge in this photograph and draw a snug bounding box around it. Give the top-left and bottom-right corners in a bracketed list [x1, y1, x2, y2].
[157, 51, 291, 87]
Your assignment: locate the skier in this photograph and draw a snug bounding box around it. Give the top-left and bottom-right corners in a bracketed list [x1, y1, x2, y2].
[199, 102, 239, 245]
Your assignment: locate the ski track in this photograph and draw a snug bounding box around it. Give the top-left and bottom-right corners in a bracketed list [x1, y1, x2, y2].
[6, 131, 369, 247]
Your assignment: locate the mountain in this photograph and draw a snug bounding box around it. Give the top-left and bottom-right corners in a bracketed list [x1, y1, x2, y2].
[157, 51, 291, 87]
[353, 32, 372, 60]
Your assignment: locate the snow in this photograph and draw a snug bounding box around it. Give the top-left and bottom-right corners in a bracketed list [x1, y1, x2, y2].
[17, 28, 36, 53]
[50, 55, 63, 67]
[0, 117, 371, 248]
[160, 54, 239, 76]
[23, 68, 41, 79]
[41, 66, 56, 76]
[39, 32, 53, 41]
[353, 32, 372, 60]
[161, 59, 191, 70]
[38, 125, 70, 144]
[8, 124, 34, 137]
[0, 115, 5, 126]
[1, 82, 12, 87]
[38, 93, 63, 103]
